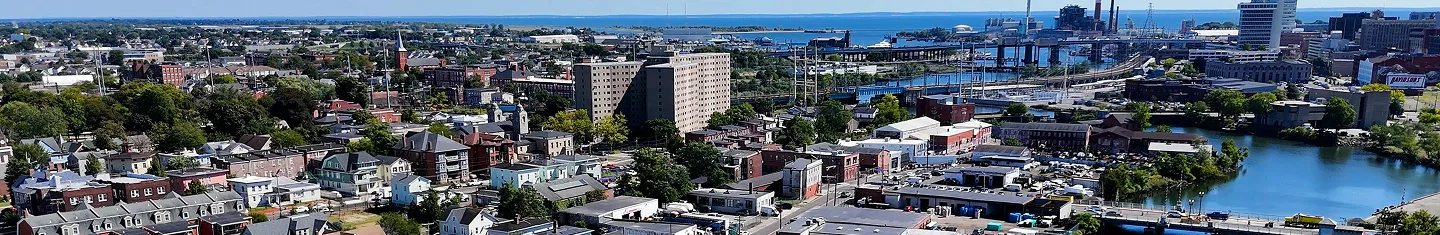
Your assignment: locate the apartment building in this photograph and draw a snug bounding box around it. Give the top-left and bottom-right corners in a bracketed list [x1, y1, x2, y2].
[575, 46, 731, 132]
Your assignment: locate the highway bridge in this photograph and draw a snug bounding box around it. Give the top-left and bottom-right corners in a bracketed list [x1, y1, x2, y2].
[1078, 201, 1371, 235]
[772, 38, 1202, 65]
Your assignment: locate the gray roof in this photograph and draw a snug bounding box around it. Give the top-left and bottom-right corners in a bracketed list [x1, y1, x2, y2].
[446, 207, 499, 226]
[727, 172, 783, 190]
[525, 130, 573, 139]
[391, 174, 428, 186]
[896, 187, 1035, 205]
[395, 131, 469, 153]
[20, 191, 244, 235]
[321, 152, 380, 171]
[790, 206, 931, 228]
[145, 221, 192, 234]
[243, 213, 331, 235]
[997, 122, 1094, 132]
[533, 174, 607, 201]
[606, 220, 696, 234]
[721, 149, 759, 159]
[455, 123, 506, 136]
[406, 57, 443, 67]
[552, 225, 593, 235]
[785, 158, 816, 169]
[561, 196, 657, 216]
[943, 166, 1020, 175]
[688, 188, 772, 200]
[973, 145, 1028, 155]
[552, 154, 599, 162]
[375, 155, 405, 165]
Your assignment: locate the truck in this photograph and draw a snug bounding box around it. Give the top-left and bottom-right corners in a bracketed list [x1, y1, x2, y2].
[1284, 213, 1325, 228]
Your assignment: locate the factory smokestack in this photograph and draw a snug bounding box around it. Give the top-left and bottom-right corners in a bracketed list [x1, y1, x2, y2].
[1109, 0, 1118, 33]
[1094, 0, 1103, 31]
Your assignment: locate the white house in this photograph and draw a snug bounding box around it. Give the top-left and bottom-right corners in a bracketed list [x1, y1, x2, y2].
[273, 177, 322, 206]
[489, 157, 598, 189]
[390, 174, 431, 207]
[227, 175, 274, 208]
[440, 207, 499, 235]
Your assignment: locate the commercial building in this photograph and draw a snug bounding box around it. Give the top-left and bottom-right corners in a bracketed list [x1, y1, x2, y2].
[1360, 19, 1435, 51]
[394, 131, 471, 183]
[1205, 60, 1312, 83]
[1306, 86, 1391, 129]
[778, 207, 932, 235]
[1423, 29, 1440, 55]
[1188, 49, 1280, 63]
[686, 188, 776, 215]
[1256, 101, 1327, 128]
[17, 191, 248, 235]
[781, 158, 822, 200]
[993, 123, 1094, 151]
[1124, 78, 1278, 103]
[575, 46, 731, 132]
[916, 95, 977, 125]
[1330, 11, 1392, 41]
[942, 166, 1021, 188]
[840, 138, 927, 166]
[1237, 0, 1297, 49]
[1089, 127, 1205, 154]
[425, 67, 470, 88]
[559, 196, 660, 226]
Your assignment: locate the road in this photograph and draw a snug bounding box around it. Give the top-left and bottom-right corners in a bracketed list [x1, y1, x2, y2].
[1083, 205, 1316, 235]
[747, 174, 884, 235]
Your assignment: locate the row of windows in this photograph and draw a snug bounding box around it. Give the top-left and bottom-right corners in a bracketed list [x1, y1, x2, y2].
[128, 186, 168, 198]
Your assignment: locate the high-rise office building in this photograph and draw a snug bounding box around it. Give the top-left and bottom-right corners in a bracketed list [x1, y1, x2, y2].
[574, 46, 732, 133]
[1330, 11, 1395, 41]
[1359, 19, 1435, 51]
[1238, 0, 1297, 50]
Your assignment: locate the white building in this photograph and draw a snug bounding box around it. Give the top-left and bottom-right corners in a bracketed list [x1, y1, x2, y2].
[1188, 49, 1280, 63]
[227, 176, 274, 208]
[272, 178, 322, 206]
[1237, 0, 1297, 50]
[440, 207, 499, 235]
[41, 75, 92, 86]
[840, 139, 928, 165]
[872, 117, 942, 140]
[390, 174, 431, 207]
[559, 196, 660, 226]
[523, 35, 581, 44]
[781, 158, 823, 200]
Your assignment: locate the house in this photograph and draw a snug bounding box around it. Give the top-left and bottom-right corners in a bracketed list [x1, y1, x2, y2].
[93, 173, 170, 204]
[686, 188, 775, 215]
[375, 155, 412, 184]
[460, 132, 519, 175]
[440, 207, 499, 235]
[532, 174, 610, 203]
[227, 176, 273, 208]
[10, 171, 114, 215]
[316, 152, 382, 199]
[548, 154, 602, 178]
[394, 131, 471, 184]
[236, 134, 273, 150]
[166, 167, 229, 195]
[489, 163, 543, 189]
[523, 131, 574, 157]
[559, 196, 660, 226]
[801, 143, 861, 183]
[212, 149, 308, 179]
[390, 174, 431, 207]
[104, 151, 156, 174]
[17, 191, 248, 235]
[241, 213, 334, 235]
[781, 159, 822, 200]
[270, 178, 322, 206]
[1098, 113, 1141, 131]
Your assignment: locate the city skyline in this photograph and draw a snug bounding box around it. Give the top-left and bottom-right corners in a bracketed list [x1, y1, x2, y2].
[4, 0, 1438, 19]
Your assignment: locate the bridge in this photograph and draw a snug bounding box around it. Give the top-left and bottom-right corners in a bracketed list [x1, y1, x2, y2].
[769, 38, 1205, 64]
[1077, 201, 1372, 235]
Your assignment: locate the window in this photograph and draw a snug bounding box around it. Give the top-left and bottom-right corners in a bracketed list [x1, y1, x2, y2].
[157, 187, 166, 194]
[131, 190, 138, 197]
[123, 217, 133, 227]
[70, 197, 79, 205]
[144, 188, 152, 196]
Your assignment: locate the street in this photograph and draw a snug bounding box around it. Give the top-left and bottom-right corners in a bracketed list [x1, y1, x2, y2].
[747, 173, 882, 235]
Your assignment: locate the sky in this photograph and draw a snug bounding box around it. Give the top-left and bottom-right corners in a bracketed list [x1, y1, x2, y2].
[5, 0, 1439, 19]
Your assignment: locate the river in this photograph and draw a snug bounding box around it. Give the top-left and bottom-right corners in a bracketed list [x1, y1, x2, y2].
[1128, 126, 1440, 221]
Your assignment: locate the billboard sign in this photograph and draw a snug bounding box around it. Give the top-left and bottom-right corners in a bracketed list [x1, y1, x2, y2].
[1387, 73, 1427, 89]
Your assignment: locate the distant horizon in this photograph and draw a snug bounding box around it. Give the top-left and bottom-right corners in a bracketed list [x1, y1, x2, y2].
[5, 6, 1440, 21]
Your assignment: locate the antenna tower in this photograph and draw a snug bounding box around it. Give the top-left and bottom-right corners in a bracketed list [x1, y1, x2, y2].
[1143, 3, 1159, 36]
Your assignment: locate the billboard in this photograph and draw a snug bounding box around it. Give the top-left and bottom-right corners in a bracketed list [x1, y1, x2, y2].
[1387, 73, 1427, 89]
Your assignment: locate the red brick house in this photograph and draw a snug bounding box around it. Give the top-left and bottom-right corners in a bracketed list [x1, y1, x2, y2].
[460, 132, 518, 175]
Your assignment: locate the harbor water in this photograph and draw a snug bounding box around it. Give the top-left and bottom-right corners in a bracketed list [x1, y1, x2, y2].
[1129, 127, 1440, 221]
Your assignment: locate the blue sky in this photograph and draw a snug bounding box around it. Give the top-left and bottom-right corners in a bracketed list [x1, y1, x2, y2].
[6, 0, 1438, 19]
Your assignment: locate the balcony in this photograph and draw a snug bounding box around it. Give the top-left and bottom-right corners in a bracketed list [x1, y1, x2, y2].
[442, 155, 463, 162]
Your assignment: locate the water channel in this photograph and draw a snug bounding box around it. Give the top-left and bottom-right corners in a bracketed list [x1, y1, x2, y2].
[1127, 126, 1440, 221]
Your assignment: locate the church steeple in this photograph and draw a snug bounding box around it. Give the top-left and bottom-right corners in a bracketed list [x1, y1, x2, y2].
[395, 32, 408, 52]
[395, 32, 409, 72]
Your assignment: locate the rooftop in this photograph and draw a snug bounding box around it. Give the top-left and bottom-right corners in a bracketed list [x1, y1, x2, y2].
[895, 187, 1035, 205]
[561, 196, 658, 216]
[791, 206, 930, 228]
[973, 145, 1028, 155]
[997, 122, 1094, 132]
[943, 166, 1021, 175]
[688, 188, 773, 200]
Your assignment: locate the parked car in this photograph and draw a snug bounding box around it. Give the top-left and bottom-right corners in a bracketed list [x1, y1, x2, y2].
[1207, 212, 1230, 220]
[1167, 210, 1185, 218]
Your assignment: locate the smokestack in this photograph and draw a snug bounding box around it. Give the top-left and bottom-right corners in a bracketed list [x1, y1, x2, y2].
[1109, 0, 1118, 33]
[1094, 0, 1103, 31]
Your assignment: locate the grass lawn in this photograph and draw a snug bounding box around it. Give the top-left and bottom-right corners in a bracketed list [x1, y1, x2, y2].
[328, 211, 382, 231]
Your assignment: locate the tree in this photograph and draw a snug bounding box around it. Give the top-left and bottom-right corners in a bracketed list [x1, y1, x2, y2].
[753, 98, 777, 115]
[707, 112, 735, 129]
[85, 154, 104, 175]
[5, 144, 45, 183]
[185, 180, 208, 195]
[268, 87, 317, 128]
[1399, 210, 1440, 235]
[1006, 103, 1029, 116]
[1245, 92, 1278, 117]
[93, 121, 126, 150]
[725, 103, 758, 122]
[1155, 125, 1173, 133]
[1204, 89, 1246, 127]
[151, 121, 207, 152]
[641, 119, 681, 142]
[625, 148, 694, 203]
[676, 142, 734, 187]
[248, 212, 269, 223]
[873, 94, 911, 126]
[427, 123, 457, 138]
[776, 118, 815, 149]
[335, 76, 369, 107]
[1074, 213, 1101, 235]
[205, 87, 273, 137]
[107, 50, 125, 66]
[122, 83, 190, 132]
[412, 191, 448, 222]
[1002, 138, 1022, 146]
[584, 190, 607, 203]
[1321, 98, 1357, 130]
[815, 100, 852, 142]
[0, 102, 69, 139]
[168, 155, 201, 170]
[347, 138, 376, 154]
[497, 183, 550, 220]
[378, 213, 422, 235]
[1309, 57, 1332, 76]
[361, 124, 399, 156]
[1285, 82, 1305, 100]
[594, 114, 629, 145]
[271, 129, 307, 147]
[1132, 103, 1152, 128]
[148, 157, 168, 177]
[541, 110, 594, 143]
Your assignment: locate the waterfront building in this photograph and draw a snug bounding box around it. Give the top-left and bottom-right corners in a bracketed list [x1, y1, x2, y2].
[1410, 12, 1440, 20]
[1204, 60, 1313, 83]
[574, 46, 731, 132]
[1256, 101, 1327, 128]
[1088, 127, 1205, 154]
[916, 94, 977, 125]
[992, 123, 1094, 151]
[1188, 49, 1280, 63]
[1237, 0, 1297, 50]
[1054, 5, 1094, 31]
[1306, 86, 1390, 129]
[1360, 19, 1435, 51]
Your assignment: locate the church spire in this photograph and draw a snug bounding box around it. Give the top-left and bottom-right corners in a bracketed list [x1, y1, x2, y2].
[396, 32, 408, 52]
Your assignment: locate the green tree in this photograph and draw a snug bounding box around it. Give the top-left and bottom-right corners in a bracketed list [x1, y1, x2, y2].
[707, 112, 735, 129]
[5, 144, 45, 183]
[1002, 138, 1023, 146]
[624, 148, 694, 203]
[594, 114, 629, 145]
[1155, 125, 1172, 133]
[542, 110, 595, 143]
[347, 138, 376, 154]
[151, 121, 207, 152]
[168, 155, 201, 170]
[584, 190, 607, 203]
[93, 121, 126, 150]
[752, 98, 777, 115]
[335, 76, 370, 107]
[725, 103, 758, 122]
[427, 123, 457, 138]
[1204, 89, 1246, 127]
[815, 100, 852, 142]
[1245, 92, 1278, 117]
[361, 124, 399, 156]
[378, 213, 422, 235]
[1074, 213, 1101, 235]
[1133, 103, 1152, 128]
[205, 87, 273, 137]
[641, 119, 681, 142]
[776, 118, 815, 149]
[1006, 103, 1029, 116]
[1321, 98, 1357, 130]
[185, 179, 208, 195]
[413, 191, 449, 222]
[148, 157, 168, 177]
[85, 155, 104, 175]
[497, 183, 549, 220]
[1285, 82, 1305, 100]
[121, 82, 190, 132]
[1399, 210, 1440, 235]
[270, 129, 307, 147]
[0, 102, 69, 138]
[107, 50, 125, 66]
[676, 142, 735, 187]
[248, 212, 269, 223]
[873, 94, 911, 126]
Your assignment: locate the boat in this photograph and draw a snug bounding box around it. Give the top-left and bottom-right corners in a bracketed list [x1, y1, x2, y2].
[866, 40, 893, 49]
[753, 37, 776, 46]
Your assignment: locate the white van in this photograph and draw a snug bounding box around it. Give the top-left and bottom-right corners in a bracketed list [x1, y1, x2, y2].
[1003, 184, 1023, 191]
[758, 206, 780, 217]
